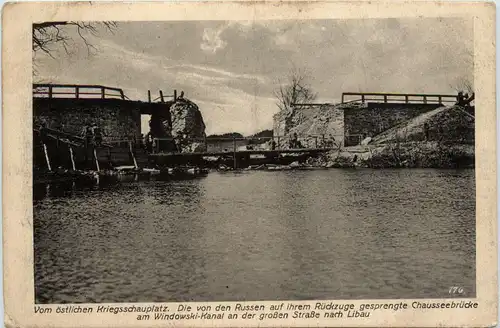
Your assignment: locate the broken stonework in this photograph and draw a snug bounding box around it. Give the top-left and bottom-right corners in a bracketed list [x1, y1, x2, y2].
[170, 98, 207, 152]
[273, 103, 347, 148]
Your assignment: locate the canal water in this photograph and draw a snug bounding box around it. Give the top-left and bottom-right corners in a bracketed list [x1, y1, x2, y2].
[33, 169, 475, 303]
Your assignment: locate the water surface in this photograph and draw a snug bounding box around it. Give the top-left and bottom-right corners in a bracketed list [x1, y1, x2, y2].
[33, 169, 475, 303]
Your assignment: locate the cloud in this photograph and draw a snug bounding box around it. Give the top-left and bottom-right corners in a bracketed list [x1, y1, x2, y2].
[200, 26, 227, 54]
[34, 18, 473, 135]
[174, 64, 270, 84]
[198, 21, 258, 54]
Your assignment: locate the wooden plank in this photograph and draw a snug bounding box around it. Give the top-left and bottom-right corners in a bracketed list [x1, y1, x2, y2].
[150, 147, 335, 158]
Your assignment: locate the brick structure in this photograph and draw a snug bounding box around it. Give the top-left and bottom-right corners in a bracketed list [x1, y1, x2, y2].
[342, 103, 443, 145]
[273, 103, 345, 147]
[271, 99, 472, 147]
[33, 98, 172, 143]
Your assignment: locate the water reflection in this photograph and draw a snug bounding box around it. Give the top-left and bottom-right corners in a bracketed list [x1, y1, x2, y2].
[34, 169, 475, 303]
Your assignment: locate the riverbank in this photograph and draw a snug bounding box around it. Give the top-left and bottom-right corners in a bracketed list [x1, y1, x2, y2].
[326, 142, 474, 169]
[33, 141, 474, 183]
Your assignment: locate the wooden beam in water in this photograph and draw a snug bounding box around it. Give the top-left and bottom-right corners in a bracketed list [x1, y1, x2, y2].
[129, 141, 139, 169]
[69, 146, 76, 170]
[94, 148, 100, 172]
[43, 144, 52, 171]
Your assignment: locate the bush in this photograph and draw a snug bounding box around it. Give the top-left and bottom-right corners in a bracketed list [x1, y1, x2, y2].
[363, 142, 474, 168]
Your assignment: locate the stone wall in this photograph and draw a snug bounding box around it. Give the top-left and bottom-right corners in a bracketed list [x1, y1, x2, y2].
[371, 105, 475, 145]
[342, 103, 442, 146]
[272, 103, 345, 147]
[34, 98, 142, 142]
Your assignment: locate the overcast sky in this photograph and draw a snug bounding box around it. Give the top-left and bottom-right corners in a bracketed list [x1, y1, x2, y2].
[34, 18, 473, 135]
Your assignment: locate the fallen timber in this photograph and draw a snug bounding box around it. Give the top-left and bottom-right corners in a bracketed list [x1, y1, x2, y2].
[34, 125, 340, 183]
[153, 147, 335, 157]
[148, 147, 336, 169]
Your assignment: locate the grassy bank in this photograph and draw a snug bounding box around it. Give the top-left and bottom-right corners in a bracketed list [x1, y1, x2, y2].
[325, 142, 474, 169]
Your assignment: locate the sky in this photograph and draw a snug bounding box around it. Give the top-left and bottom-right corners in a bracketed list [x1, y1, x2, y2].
[34, 18, 474, 136]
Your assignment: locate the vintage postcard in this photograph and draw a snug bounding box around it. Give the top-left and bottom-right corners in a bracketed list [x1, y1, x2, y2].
[2, 1, 498, 327]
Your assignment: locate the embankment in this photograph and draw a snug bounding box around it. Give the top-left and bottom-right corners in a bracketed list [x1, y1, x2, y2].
[325, 142, 474, 169]
[300, 104, 475, 169]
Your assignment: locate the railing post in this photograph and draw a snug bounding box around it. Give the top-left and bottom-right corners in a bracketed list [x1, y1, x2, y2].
[405, 95, 409, 103]
[148, 90, 151, 102]
[174, 90, 177, 101]
[423, 95, 427, 104]
[438, 96, 442, 104]
[361, 94, 365, 103]
[341, 94, 344, 103]
[75, 87, 79, 99]
[159, 90, 165, 103]
[120, 90, 125, 100]
[384, 95, 388, 103]
[101, 87, 105, 99]
[48, 86, 53, 99]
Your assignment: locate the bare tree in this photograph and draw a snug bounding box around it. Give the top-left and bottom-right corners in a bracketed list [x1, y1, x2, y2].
[451, 78, 474, 95]
[273, 68, 317, 137]
[274, 68, 317, 114]
[33, 21, 118, 58]
[450, 47, 474, 96]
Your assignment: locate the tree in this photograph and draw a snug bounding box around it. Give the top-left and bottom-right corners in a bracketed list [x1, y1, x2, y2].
[450, 48, 474, 96]
[33, 21, 118, 58]
[274, 68, 317, 114]
[206, 132, 244, 139]
[274, 68, 317, 135]
[451, 78, 474, 95]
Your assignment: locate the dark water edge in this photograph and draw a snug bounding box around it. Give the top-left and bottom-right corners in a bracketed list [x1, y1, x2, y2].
[33, 169, 476, 303]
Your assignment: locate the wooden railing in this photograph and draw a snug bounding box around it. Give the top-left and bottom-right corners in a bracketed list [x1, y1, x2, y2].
[341, 92, 459, 105]
[33, 84, 126, 100]
[147, 89, 178, 103]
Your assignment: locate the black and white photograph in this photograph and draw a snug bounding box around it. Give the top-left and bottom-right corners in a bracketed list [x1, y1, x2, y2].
[2, 1, 497, 327]
[31, 16, 478, 304]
